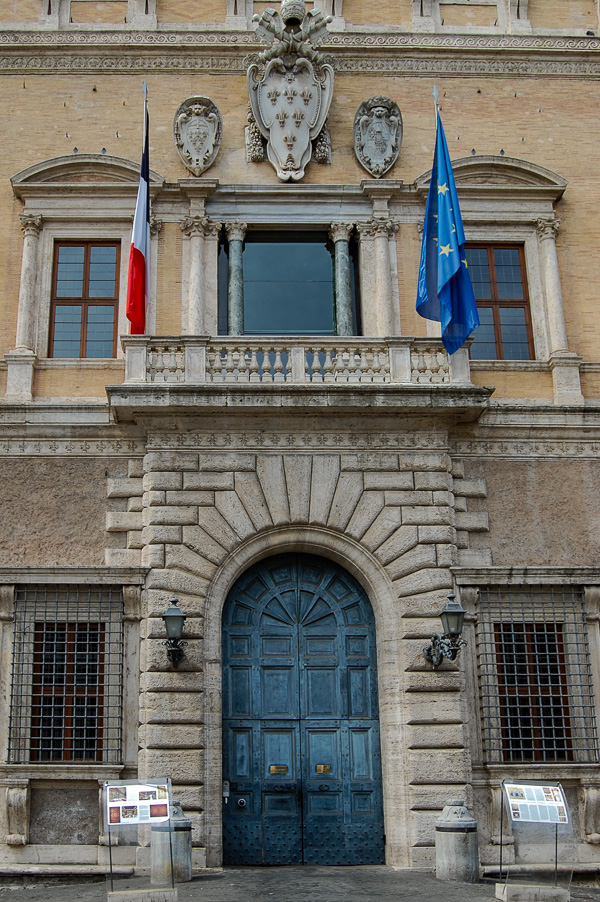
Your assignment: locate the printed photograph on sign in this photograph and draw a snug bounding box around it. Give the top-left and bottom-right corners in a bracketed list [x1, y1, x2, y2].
[109, 807, 120, 824]
[150, 804, 169, 818]
[122, 806, 138, 819]
[109, 787, 127, 802]
[139, 790, 156, 801]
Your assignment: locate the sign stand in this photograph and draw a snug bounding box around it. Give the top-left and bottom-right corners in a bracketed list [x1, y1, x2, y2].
[103, 779, 178, 902]
[496, 780, 572, 902]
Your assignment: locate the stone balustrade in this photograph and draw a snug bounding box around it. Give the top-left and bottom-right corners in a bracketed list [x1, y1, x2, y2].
[123, 336, 472, 386]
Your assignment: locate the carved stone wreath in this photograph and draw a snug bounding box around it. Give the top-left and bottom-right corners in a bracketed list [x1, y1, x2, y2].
[353, 96, 402, 178]
[173, 96, 222, 176]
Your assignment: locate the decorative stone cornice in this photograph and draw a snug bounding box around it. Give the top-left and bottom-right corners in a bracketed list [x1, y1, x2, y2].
[1, 32, 600, 76]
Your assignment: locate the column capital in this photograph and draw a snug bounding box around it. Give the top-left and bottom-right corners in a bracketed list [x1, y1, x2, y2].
[180, 215, 208, 238]
[19, 214, 42, 237]
[356, 218, 398, 239]
[149, 214, 163, 238]
[224, 220, 247, 243]
[536, 217, 560, 240]
[329, 222, 354, 243]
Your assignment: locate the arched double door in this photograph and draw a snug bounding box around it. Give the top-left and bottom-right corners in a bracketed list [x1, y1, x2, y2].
[222, 553, 385, 865]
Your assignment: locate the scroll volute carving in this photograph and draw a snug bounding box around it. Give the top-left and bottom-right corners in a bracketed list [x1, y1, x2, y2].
[5, 782, 30, 846]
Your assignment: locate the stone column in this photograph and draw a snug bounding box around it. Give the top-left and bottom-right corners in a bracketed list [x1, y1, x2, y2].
[536, 217, 583, 405]
[411, 0, 440, 31]
[537, 218, 568, 354]
[329, 222, 354, 336]
[145, 215, 162, 337]
[225, 221, 247, 335]
[357, 219, 399, 337]
[181, 215, 207, 335]
[507, 0, 531, 33]
[16, 214, 42, 352]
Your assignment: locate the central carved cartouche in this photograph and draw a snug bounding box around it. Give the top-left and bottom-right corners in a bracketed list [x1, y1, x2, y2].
[247, 4, 334, 181]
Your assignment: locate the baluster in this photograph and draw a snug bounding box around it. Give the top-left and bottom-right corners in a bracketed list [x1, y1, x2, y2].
[334, 347, 348, 383]
[147, 348, 156, 382]
[304, 348, 312, 384]
[358, 347, 370, 384]
[155, 347, 166, 382]
[323, 348, 334, 383]
[273, 347, 285, 383]
[348, 347, 360, 383]
[224, 347, 236, 382]
[206, 347, 216, 382]
[249, 347, 260, 383]
[262, 348, 273, 383]
[168, 346, 177, 382]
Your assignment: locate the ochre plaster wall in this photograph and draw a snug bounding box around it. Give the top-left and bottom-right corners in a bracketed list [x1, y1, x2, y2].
[465, 457, 600, 566]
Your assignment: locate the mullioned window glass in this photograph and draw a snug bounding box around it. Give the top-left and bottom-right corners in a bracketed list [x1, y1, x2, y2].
[50, 242, 119, 358]
[466, 245, 532, 360]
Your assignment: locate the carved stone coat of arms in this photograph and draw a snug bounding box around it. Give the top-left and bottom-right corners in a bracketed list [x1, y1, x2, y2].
[173, 96, 222, 176]
[354, 96, 402, 178]
[247, 1, 334, 181]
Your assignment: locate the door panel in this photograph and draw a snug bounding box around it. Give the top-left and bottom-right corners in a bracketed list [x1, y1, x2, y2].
[222, 553, 385, 865]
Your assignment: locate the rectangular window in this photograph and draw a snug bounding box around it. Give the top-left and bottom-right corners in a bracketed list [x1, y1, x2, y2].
[49, 242, 120, 358]
[465, 245, 533, 361]
[218, 231, 360, 336]
[477, 586, 599, 764]
[8, 585, 123, 764]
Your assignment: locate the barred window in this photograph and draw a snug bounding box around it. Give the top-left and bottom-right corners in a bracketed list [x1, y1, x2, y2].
[8, 585, 123, 764]
[477, 586, 599, 764]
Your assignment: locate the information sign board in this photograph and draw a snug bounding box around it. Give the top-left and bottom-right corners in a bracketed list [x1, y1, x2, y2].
[503, 782, 569, 825]
[105, 781, 170, 826]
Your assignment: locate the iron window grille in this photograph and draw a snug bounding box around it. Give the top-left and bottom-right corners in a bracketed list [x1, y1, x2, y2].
[8, 585, 123, 764]
[477, 586, 599, 764]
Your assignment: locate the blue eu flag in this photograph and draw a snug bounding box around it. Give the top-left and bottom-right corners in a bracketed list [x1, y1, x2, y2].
[416, 112, 479, 355]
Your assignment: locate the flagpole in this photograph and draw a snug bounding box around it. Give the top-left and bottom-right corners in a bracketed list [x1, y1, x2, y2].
[142, 79, 148, 138]
[432, 84, 439, 120]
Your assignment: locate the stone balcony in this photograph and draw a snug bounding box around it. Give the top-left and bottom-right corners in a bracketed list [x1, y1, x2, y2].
[107, 336, 492, 424]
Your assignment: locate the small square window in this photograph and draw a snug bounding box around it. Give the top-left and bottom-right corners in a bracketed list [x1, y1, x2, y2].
[465, 245, 533, 361]
[49, 242, 120, 358]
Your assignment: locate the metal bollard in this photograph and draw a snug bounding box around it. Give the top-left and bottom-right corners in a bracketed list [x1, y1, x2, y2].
[435, 799, 479, 883]
[151, 800, 192, 885]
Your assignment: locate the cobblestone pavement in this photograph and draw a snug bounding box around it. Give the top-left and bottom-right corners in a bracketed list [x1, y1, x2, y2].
[0, 868, 599, 902]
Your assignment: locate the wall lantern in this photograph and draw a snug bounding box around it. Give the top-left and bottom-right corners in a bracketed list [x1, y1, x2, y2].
[162, 598, 188, 670]
[423, 593, 467, 669]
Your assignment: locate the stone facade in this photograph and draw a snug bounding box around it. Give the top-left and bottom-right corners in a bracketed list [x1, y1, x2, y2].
[0, 0, 599, 879]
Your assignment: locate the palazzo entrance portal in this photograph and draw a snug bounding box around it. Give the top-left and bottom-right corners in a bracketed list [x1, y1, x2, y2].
[222, 553, 385, 865]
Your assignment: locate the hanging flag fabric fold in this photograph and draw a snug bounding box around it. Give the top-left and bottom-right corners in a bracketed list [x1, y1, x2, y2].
[126, 91, 150, 335]
[416, 111, 479, 355]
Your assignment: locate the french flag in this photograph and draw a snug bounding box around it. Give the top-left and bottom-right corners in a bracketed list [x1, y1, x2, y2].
[126, 87, 150, 335]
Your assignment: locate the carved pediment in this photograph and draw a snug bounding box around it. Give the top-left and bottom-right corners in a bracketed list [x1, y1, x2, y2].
[11, 153, 165, 198]
[415, 154, 567, 199]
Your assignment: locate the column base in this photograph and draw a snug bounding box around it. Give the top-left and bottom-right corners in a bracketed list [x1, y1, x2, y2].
[4, 349, 36, 402]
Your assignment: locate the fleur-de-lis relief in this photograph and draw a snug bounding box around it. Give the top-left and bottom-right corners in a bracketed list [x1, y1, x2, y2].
[267, 88, 280, 105]
[300, 88, 312, 106]
[276, 110, 289, 127]
[284, 132, 297, 149]
[283, 87, 298, 104]
[292, 110, 305, 128]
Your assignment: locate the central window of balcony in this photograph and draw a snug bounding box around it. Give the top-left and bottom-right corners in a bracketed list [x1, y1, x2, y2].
[219, 229, 360, 336]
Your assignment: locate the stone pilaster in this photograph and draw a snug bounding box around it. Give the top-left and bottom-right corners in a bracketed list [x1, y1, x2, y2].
[181, 216, 221, 336]
[536, 217, 584, 405]
[329, 222, 354, 336]
[357, 219, 399, 337]
[224, 221, 247, 336]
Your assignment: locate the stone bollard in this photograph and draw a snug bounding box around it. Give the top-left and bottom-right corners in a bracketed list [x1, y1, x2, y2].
[151, 801, 192, 885]
[435, 799, 479, 883]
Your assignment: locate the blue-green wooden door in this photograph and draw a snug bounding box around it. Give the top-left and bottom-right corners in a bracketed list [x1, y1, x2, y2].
[222, 553, 385, 865]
